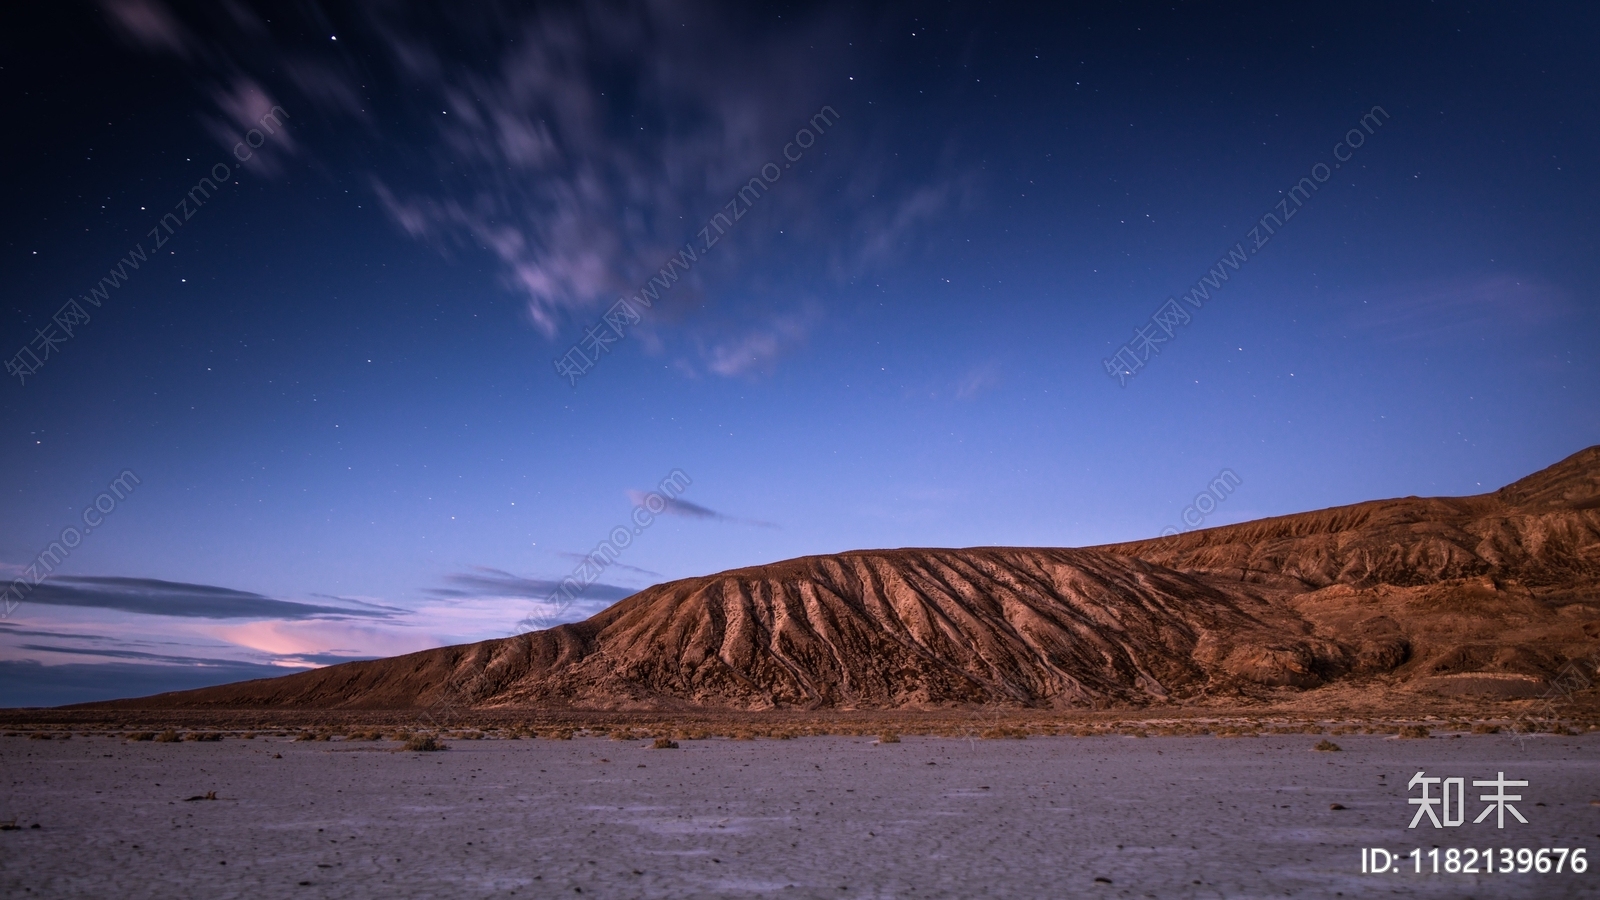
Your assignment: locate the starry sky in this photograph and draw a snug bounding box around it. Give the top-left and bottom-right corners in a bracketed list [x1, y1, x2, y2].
[2, 1, 1597, 706]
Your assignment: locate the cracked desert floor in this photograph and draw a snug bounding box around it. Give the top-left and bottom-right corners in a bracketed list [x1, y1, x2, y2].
[2, 732, 1597, 899]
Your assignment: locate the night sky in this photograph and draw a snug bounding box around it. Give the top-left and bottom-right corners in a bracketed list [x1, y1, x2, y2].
[3, 1, 1597, 706]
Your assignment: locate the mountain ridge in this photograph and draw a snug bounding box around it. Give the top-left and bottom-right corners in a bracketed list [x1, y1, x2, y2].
[76, 447, 1600, 712]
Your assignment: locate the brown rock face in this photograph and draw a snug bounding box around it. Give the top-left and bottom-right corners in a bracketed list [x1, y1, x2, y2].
[1097, 445, 1600, 590]
[83, 447, 1600, 712]
[1098, 446, 1600, 700]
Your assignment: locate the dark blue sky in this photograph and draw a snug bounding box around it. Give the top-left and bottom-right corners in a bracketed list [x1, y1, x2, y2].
[3, 1, 1597, 706]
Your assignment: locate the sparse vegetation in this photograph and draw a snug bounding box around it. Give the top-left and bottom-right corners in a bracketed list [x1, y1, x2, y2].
[154, 730, 181, 743]
[1314, 740, 1341, 752]
[877, 731, 901, 744]
[651, 737, 679, 749]
[402, 735, 447, 752]
[979, 725, 1028, 739]
[1397, 725, 1431, 739]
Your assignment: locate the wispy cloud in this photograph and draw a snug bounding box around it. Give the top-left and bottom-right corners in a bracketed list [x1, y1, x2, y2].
[702, 310, 816, 378]
[199, 619, 429, 668]
[360, 4, 811, 337]
[96, 2, 949, 379]
[625, 491, 776, 528]
[428, 567, 638, 603]
[15, 643, 278, 668]
[19, 576, 394, 620]
[554, 553, 659, 579]
[202, 77, 298, 175]
[101, 0, 194, 58]
[1344, 275, 1572, 343]
[955, 361, 1002, 400]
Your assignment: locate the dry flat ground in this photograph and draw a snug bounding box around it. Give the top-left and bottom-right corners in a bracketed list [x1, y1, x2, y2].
[1, 733, 1596, 899]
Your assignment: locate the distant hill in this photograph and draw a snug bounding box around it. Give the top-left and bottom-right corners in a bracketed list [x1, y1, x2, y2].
[80, 447, 1600, 712]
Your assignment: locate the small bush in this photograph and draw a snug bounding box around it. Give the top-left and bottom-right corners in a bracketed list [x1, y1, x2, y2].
[154, 730, 181, 743]
[1471, 723, 1501, 734]
[1314, 740, 1341, 752]
[26, 733, 51, 741]
[184, 732, 223, 742]
[979, 726, 1028, 740]
[126, 732, 155, 742]
[651, 737, 679, 749]
[1397, 725, 1430, 739]
[877, 731, 901, 744]
[402, 735, 447, 752]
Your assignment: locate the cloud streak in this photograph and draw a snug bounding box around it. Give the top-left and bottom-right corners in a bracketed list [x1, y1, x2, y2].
[18, 577, 395, 620]
[96, 2, 950, 379]
[625, 491, 776, 528]
[428, 567, 638, 603]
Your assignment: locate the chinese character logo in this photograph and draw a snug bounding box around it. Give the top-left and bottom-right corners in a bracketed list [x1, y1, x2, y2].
[1407, 771, 1528, 828]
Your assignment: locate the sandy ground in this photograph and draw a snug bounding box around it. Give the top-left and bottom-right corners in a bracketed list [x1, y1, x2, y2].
[1, 732, 1596, 899]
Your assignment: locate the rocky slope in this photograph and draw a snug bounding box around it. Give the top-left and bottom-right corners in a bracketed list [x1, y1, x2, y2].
[83, 447, 1600, 711]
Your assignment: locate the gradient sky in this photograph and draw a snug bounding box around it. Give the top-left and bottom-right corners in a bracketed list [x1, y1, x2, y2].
[3, 1, 1597, 706]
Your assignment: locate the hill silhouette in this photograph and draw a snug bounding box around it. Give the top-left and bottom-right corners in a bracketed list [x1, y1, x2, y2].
[81, 447, 1600, 712]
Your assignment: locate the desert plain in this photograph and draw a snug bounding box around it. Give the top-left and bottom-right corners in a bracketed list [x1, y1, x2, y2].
[2, 727, 1598, 899]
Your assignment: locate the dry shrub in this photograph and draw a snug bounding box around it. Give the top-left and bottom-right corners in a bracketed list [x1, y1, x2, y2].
[979, 726, 1028, 740]
[154, 730, 181, 743]
[26, 733, 51, 741]
[1397, 725, 1431, 739]
[545, 729, 575, 741]
[402, 735, 447, 752]
[877, 731, 901, 744]
[126, 732, 155, 742]
[1314, 740, 1341, 752]
[1471, 723, 1501, 734]
[608, 728, 634, 741]
[183, 732, 223, 742]
[651, 737, 680, 749]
